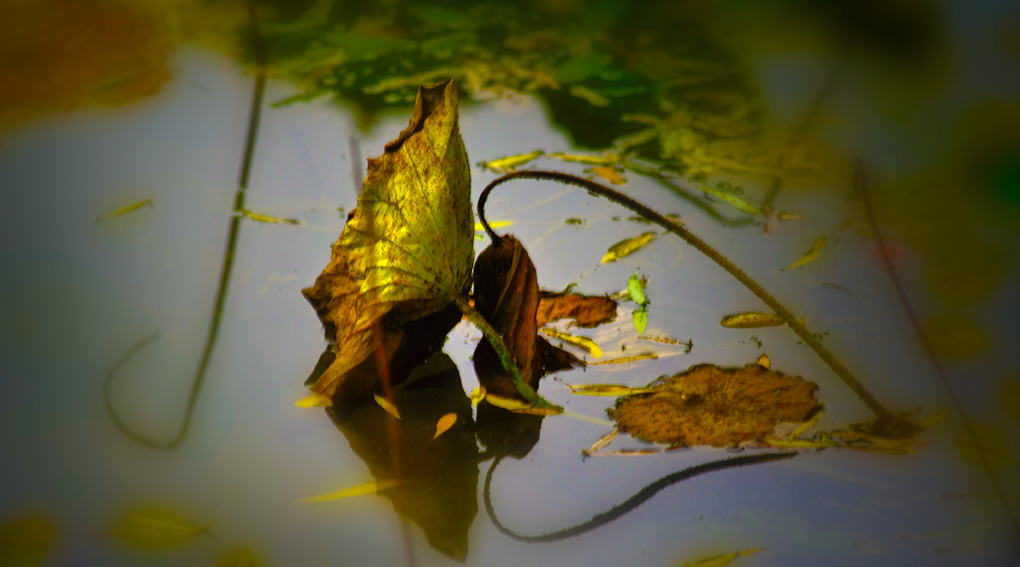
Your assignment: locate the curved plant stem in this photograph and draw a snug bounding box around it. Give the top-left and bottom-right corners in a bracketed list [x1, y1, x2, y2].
[856, 159, 1020, 554]
[455, 297, 562, 412]
[103, 0, 267, 450]
[478, 170, 918, 436]
[483, 451, 796, 542]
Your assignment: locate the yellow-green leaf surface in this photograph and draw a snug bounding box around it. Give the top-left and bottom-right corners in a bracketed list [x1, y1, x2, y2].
[633, 307, 648, 334]
[781, 236, 826, 270]
[627, 273, 649, 305]
[602, 232, 657, 263]
[107, 508, 212, 549]
[296, 479, 400, 503]
[302, 79, 474, 402]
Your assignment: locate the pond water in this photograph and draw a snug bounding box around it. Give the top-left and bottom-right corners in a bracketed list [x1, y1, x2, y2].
[2, 3, 1019, 567]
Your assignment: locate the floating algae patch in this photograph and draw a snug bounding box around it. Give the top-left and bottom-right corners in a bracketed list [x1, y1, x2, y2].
[608, 363, 819, 447]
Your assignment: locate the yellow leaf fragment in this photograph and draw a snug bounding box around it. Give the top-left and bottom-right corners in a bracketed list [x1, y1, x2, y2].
[677, 548, 762, 567]
[240, 209, 300, 225]
[538, 328, 602, 358]
[761, 435, 836, 450]
[485, 393, 564, 415]
[787, 408, 824, 439]
[585, 448, 662, 457]
[547, 152, 621, 165]
[569, 84, 611, 107]
[777, 212, 805, 221]
[295, 394, 331, 408]
[479, 150, 543, 172]
[601, 232, 657, 263]
[474, 220, 513, 232]
[591, 165, 627, 185]
[720, 312, 785, 328]
[96, 195, 153, 223]
[296, 479, 399, 503]
[756, 353, 770, 368]
[582, 428, 618, 456]
[566, 383, 657, 396]
[108, 508, 212, 549]
[433, 412, 457, 439]
[374, 393, 401, 420]
[469, 386, 486, 406]
[589, 352, 658, 365]
[781, 236, 827, 271]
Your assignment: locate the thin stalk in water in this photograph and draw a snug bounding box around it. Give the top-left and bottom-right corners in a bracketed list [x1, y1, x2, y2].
[477, 170, 918, 437]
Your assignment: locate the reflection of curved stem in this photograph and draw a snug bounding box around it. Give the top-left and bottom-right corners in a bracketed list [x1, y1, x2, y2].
[856, 160, 1020, 551]
[103, 0, 267, 450]
[483, 451, 796, 542]
[478, 170, 918, 436]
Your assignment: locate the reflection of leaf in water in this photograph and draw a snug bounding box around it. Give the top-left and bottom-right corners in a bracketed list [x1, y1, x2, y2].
[676, 548, 761, 567]
[921, 312, 989, 359]
[108, 508, 212, 549]
[0, 515, 57, 567]
[328, 354, 478, 562]
[302, 79, 474, 403]
[601, 232, 658, 263]
[0, 0, 171, 129]
[1001, 378, 1020, 421]
[219, 547, 264, 567]
[610, 363, 819, 447]
[955, 425, 1011, 470]
[924, 236, 1006, 305]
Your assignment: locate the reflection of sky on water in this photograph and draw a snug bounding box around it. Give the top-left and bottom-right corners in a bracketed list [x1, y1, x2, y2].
[0, 41, 1017, 566]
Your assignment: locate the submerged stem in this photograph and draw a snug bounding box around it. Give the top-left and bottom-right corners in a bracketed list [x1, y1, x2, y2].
[103, 0, 268, 450]
[455, 296, 562, 412]
[478, 170, 917, 435]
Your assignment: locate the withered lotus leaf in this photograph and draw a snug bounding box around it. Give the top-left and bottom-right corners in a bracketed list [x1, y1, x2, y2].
[609, 363, 820, 447]
[302, 79, 473, 403]
[473, 235, 580, 399]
